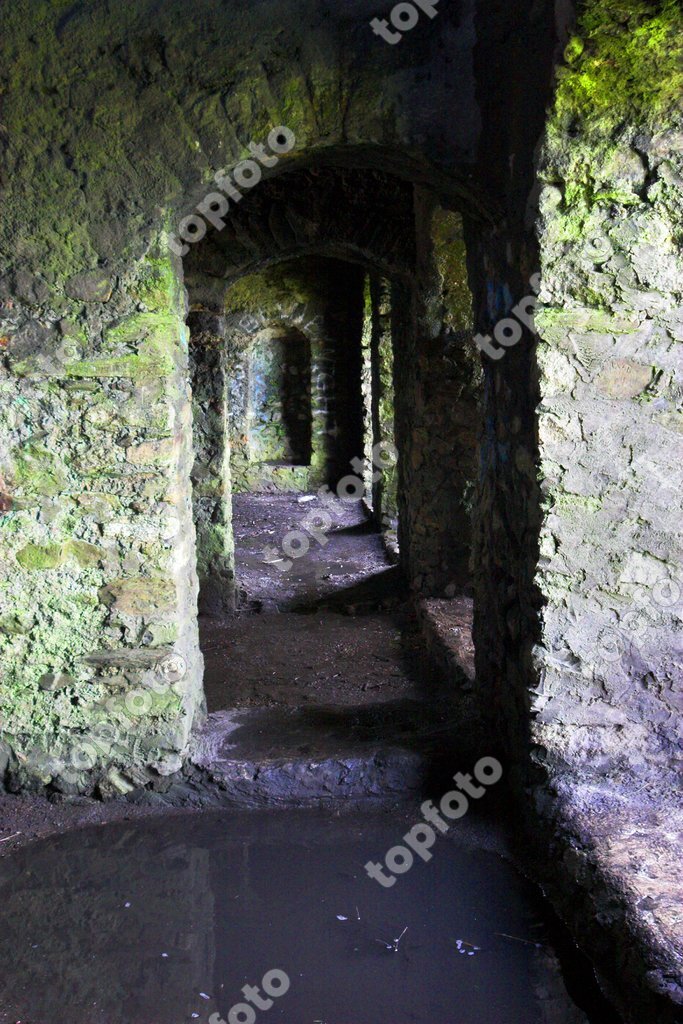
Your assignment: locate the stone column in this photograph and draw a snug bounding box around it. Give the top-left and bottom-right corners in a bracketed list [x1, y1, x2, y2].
[0, 242, 204, 795]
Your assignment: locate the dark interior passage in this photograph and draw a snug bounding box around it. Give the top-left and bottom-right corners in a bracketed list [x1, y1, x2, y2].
[185, 171, 483, 801]
[187, 222, 458, 802]
[198, 491, 427, 786]
[2, 3, 679, 1021]
[249, 329, 313, 468]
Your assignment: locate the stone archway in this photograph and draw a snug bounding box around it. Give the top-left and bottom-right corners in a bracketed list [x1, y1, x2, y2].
[1, 2, 682, 1018]
[0, 0, 505, 794]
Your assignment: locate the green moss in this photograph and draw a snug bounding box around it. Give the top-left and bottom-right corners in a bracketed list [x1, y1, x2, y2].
[128, 256, 182, 312]
[16, 543, 63, 570]
[225, 265, 319, 317]
[538, 568, 584, 604]
[431, 209, 474, 332]
[65, 314, 181, 379]
[63, 540, 103, 568]
[0, 5, 183, 290]
[14, 538, 102, 571]
[535, 306, 640, 335]
[105, 687, 184, 724]
[101, 577, 177, 618]
[64, 354, 156, 380]
[0, 610, 34, 636]
[104, 312, 180, 346]
[553, 1, 683, 132]
[13, 444, 70, 498]
[0, 568, 108, 689]
[543, 1, 683, 243]
[230, 460, 313, 494]
[195, 523, 231, 575]
[552, 492, 602, 515]
[278, 66, 342, 139]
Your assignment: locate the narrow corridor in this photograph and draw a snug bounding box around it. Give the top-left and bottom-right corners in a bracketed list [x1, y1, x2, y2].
[195, 493, 450, 806]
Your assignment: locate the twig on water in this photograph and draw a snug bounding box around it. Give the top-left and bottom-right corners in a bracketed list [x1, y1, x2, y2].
[495, 932, 543, 948]
[376, 926, 408, 952]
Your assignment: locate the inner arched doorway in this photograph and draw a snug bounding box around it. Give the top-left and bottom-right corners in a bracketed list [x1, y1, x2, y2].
[182, 157, 483, 775]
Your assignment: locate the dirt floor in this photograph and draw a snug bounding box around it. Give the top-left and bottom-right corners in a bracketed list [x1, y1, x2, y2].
[0, 791, 188, 857]
[202, 611, 417, 710]
[203, 493, 423, 713]
[195, 493, 472, 798]
[231, 492, 398, 611]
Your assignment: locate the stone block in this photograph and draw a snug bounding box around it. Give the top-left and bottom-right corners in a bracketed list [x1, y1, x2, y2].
[100, 578, 178, 619]
[65, 270, 113, 302]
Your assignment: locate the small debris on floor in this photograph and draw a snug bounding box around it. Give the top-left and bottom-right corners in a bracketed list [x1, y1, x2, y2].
[455, 938, 481, 956]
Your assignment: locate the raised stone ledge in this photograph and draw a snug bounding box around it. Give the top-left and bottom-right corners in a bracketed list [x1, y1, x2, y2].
[416, 595, 476, 685]
[79, 647, 176, 671]
[530, 774, 683, 1024]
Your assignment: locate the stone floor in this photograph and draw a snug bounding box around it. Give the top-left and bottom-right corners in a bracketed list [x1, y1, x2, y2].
[229, 492, 399, 612]
[191, 494, 474, 806]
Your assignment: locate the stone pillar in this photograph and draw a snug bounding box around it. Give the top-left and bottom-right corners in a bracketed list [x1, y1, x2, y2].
[369, 274, 398, 533]
[395, 195, 482, 596]
[189, 312, 236, 615]
[0, 242, 204, 794]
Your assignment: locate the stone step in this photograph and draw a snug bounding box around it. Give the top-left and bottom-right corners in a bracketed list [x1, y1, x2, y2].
[186, 706, 433, 807]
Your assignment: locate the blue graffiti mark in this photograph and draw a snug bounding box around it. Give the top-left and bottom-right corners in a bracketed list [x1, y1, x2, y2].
[479, 409, 512, 471]
[486, 280, 514, 322]
[486, 281, 497, 321]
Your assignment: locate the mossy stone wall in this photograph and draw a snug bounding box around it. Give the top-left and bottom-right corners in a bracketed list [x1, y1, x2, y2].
[530, 0, 683, 791]
[1, 0, 491, 793]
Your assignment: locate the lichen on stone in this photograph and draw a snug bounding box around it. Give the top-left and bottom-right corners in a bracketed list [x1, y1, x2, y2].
[553, 0, 683, 133]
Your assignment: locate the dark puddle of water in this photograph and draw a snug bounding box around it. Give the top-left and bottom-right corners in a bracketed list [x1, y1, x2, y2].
[0, 810, 597, 1024]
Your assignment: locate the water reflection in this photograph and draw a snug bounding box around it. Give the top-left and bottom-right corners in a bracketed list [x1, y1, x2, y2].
[0, 811, 587, 1024]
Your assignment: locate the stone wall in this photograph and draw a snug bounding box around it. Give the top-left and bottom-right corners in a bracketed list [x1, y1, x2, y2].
[368, 275, 399, 540]
[395, 197, 482, 596]
[0, 244, 204, 794]
[189, 312, 236, 617]
[463, 0, 683, 797]
[468, 6, 683, 1017]
[225, 327, 317, 494]
[249, 331, 313, 467]
[531, 2, 683, 794]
